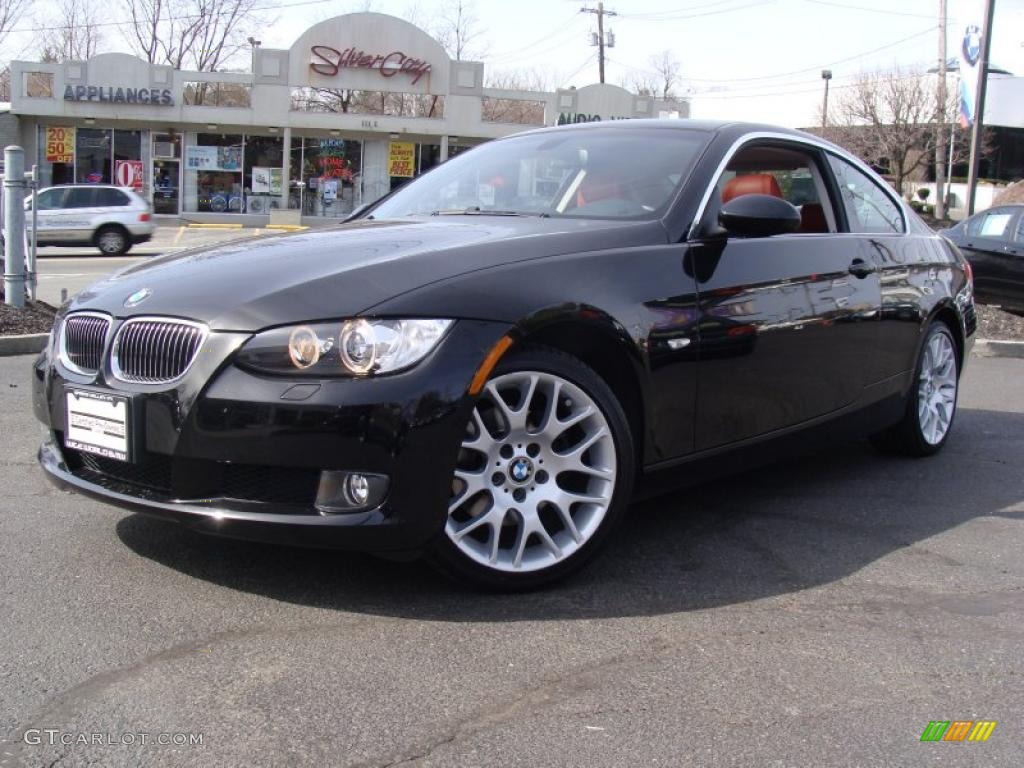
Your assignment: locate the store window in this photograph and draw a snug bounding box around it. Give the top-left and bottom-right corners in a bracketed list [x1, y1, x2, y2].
[75, 128, 112, 184]
[185, 133, 244, 213]
[288, 136, 363, 217]
[243, 135, 284, 214]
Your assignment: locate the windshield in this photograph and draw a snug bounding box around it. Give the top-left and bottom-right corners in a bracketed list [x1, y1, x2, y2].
[371, 127, 711, 220]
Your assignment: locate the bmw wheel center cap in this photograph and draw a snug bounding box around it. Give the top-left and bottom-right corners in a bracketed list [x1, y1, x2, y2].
[509, 457, 534, 484]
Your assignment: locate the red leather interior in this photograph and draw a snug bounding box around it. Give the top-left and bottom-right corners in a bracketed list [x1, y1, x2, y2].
[797, 203, 828, 233]
[721, 174, 783, 203]
[577, 179, 621, 207]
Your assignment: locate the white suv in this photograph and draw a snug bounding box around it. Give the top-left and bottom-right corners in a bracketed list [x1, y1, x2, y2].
[26, 185, 155, 255]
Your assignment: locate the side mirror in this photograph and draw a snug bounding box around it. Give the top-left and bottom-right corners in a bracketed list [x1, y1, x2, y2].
[719, 194, 801, 238]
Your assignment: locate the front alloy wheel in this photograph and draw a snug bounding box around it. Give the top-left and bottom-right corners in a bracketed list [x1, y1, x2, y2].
[430, 346, 634, 589]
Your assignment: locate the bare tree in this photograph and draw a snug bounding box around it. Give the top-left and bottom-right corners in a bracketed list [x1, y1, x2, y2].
[122, 0, 266, 71]
[822, 68, 942, 196]
[433, 0, 483, 61]
[648, 50, 681, 100]
[0, 0, 32, 52]
[622, 50, 682, 101]
[819, 67, 993, 198]
[39, 0, 103, 61]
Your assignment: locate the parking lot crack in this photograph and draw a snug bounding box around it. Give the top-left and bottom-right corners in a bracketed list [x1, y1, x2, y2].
[358, 638, 675, 768]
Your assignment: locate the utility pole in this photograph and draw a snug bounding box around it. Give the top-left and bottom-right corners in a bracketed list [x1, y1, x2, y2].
[966, 0, 996, 215]
[582, 3, 617, 84]
[935, 0, 948, 220]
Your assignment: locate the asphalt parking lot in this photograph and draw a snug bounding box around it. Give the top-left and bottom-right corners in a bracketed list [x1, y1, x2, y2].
[0, 353, 1021, 767]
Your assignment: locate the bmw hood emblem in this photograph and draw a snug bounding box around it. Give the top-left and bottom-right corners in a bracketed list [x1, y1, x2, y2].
[124, 288, 152, 308]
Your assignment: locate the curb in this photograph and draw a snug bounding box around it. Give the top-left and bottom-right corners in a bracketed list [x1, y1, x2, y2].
[973, 339, 1024, 359]
[0, 333, 48, 357]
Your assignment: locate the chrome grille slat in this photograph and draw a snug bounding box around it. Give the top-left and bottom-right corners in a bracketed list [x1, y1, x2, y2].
[112, 318, 206, 384]
[61, 314, 111, 375]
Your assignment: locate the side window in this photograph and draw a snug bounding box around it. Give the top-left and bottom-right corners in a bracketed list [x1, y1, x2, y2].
[827, 156, 903, 234]
[967, 209, 1014, 239]
[95, 188, 130, 206]
[1016, 214, 1024, 243]
[65, 188, 96, 208]
[713, 143, 837, 234]
[34, 189, 65, 210]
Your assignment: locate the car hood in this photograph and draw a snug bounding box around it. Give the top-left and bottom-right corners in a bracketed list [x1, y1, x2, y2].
[67, 217, 667, 331]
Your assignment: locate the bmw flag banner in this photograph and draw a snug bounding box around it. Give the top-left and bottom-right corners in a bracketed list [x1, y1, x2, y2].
[956, 0, 985, 127]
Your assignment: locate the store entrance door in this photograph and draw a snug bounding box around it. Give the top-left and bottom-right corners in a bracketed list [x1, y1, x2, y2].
[153, 159, 180, 215]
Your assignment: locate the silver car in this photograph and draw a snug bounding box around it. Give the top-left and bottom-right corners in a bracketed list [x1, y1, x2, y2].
[26, 185, 155, 255]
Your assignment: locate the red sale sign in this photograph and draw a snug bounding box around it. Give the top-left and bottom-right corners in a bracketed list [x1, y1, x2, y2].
[115, 160, 144, 190]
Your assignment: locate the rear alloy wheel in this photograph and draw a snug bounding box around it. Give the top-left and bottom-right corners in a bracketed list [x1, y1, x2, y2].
[96, 226, 130, 256]
[429, 346, 634, 590]
[871, 321, 959, 456]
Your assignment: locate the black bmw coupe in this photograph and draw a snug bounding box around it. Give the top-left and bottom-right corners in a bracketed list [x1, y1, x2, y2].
[34, 120, 976, 589]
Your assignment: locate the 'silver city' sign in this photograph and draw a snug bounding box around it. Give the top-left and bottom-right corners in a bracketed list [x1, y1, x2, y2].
[309, 46, 432, 85]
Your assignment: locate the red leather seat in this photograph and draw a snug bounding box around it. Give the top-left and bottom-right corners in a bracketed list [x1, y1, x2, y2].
[797, 203, 828, 233]
[722, 174, 783, 204]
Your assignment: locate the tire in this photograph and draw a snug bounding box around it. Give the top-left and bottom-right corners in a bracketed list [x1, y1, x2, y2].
[95, 225, 130, 256]
[870, 321, 959, 457]
[426, 345, 635, 591]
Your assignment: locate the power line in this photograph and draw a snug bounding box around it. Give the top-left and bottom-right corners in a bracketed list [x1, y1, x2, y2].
[802, 0, 935, 20]
[3, 0, 336, 36]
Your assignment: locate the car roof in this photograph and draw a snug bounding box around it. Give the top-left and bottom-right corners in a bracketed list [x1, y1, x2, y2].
[506, 117, 844, 152]
[43, 184, 136, 190]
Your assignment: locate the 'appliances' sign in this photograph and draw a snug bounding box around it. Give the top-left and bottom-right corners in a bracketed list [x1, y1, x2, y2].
[64, 85, 174, 105]
[310, 46, 432, 85]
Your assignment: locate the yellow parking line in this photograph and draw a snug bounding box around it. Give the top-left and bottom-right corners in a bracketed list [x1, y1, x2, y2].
[264, 224, 308, 231]
[173, 226, 185, 244]
[186, 223, 244, 229]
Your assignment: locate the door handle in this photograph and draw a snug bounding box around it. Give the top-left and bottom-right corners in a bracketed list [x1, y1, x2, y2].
[848, 258, 876, 278]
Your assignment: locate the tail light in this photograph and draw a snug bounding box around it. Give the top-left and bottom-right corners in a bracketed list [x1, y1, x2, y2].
[139, 212, 151, 222]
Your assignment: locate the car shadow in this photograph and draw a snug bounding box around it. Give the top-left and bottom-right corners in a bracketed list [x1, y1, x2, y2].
[115, 407, 1023, 622]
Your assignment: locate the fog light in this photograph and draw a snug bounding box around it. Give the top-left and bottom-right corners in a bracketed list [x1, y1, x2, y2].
[316, 470, 389, 514]
[346, 473, 370, 505]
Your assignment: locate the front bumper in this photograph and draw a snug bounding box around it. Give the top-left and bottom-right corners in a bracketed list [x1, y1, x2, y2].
[34, 319, 511, 551]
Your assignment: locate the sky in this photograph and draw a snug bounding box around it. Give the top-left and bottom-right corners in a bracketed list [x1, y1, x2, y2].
[263, 0, 1024, 127]
[6, 0, 1024, 128]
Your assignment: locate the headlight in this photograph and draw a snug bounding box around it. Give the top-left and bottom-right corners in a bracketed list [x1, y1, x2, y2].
[236, 318, 454, 376]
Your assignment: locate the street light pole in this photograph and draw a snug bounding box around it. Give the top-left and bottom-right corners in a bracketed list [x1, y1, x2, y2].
[935, 0, 948, 219]
[966, 0, 996, 215]
[821, 69, 832, 130]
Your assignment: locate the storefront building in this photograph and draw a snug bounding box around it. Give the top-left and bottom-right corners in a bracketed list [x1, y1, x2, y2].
[9, 13, 686, 223]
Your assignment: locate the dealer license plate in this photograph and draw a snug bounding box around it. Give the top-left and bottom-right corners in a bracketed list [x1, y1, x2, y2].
[65, 389, 130, 462]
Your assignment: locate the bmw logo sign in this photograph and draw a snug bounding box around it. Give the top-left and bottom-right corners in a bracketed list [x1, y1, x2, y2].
[962, 25, 982, 66]
[510, 458, 533, 483]
[124, 287, 152, 308]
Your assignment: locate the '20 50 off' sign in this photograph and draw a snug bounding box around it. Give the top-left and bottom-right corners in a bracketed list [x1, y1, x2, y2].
[45, 126, 75, 163]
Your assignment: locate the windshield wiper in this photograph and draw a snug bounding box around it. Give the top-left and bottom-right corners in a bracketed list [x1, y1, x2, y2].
[430, 207, 548, 218]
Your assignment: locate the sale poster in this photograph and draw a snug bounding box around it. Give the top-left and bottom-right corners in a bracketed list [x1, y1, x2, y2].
[115, 160, 144, 190]
[388, 142, 416, 178]
[45, 126, 75, 163]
